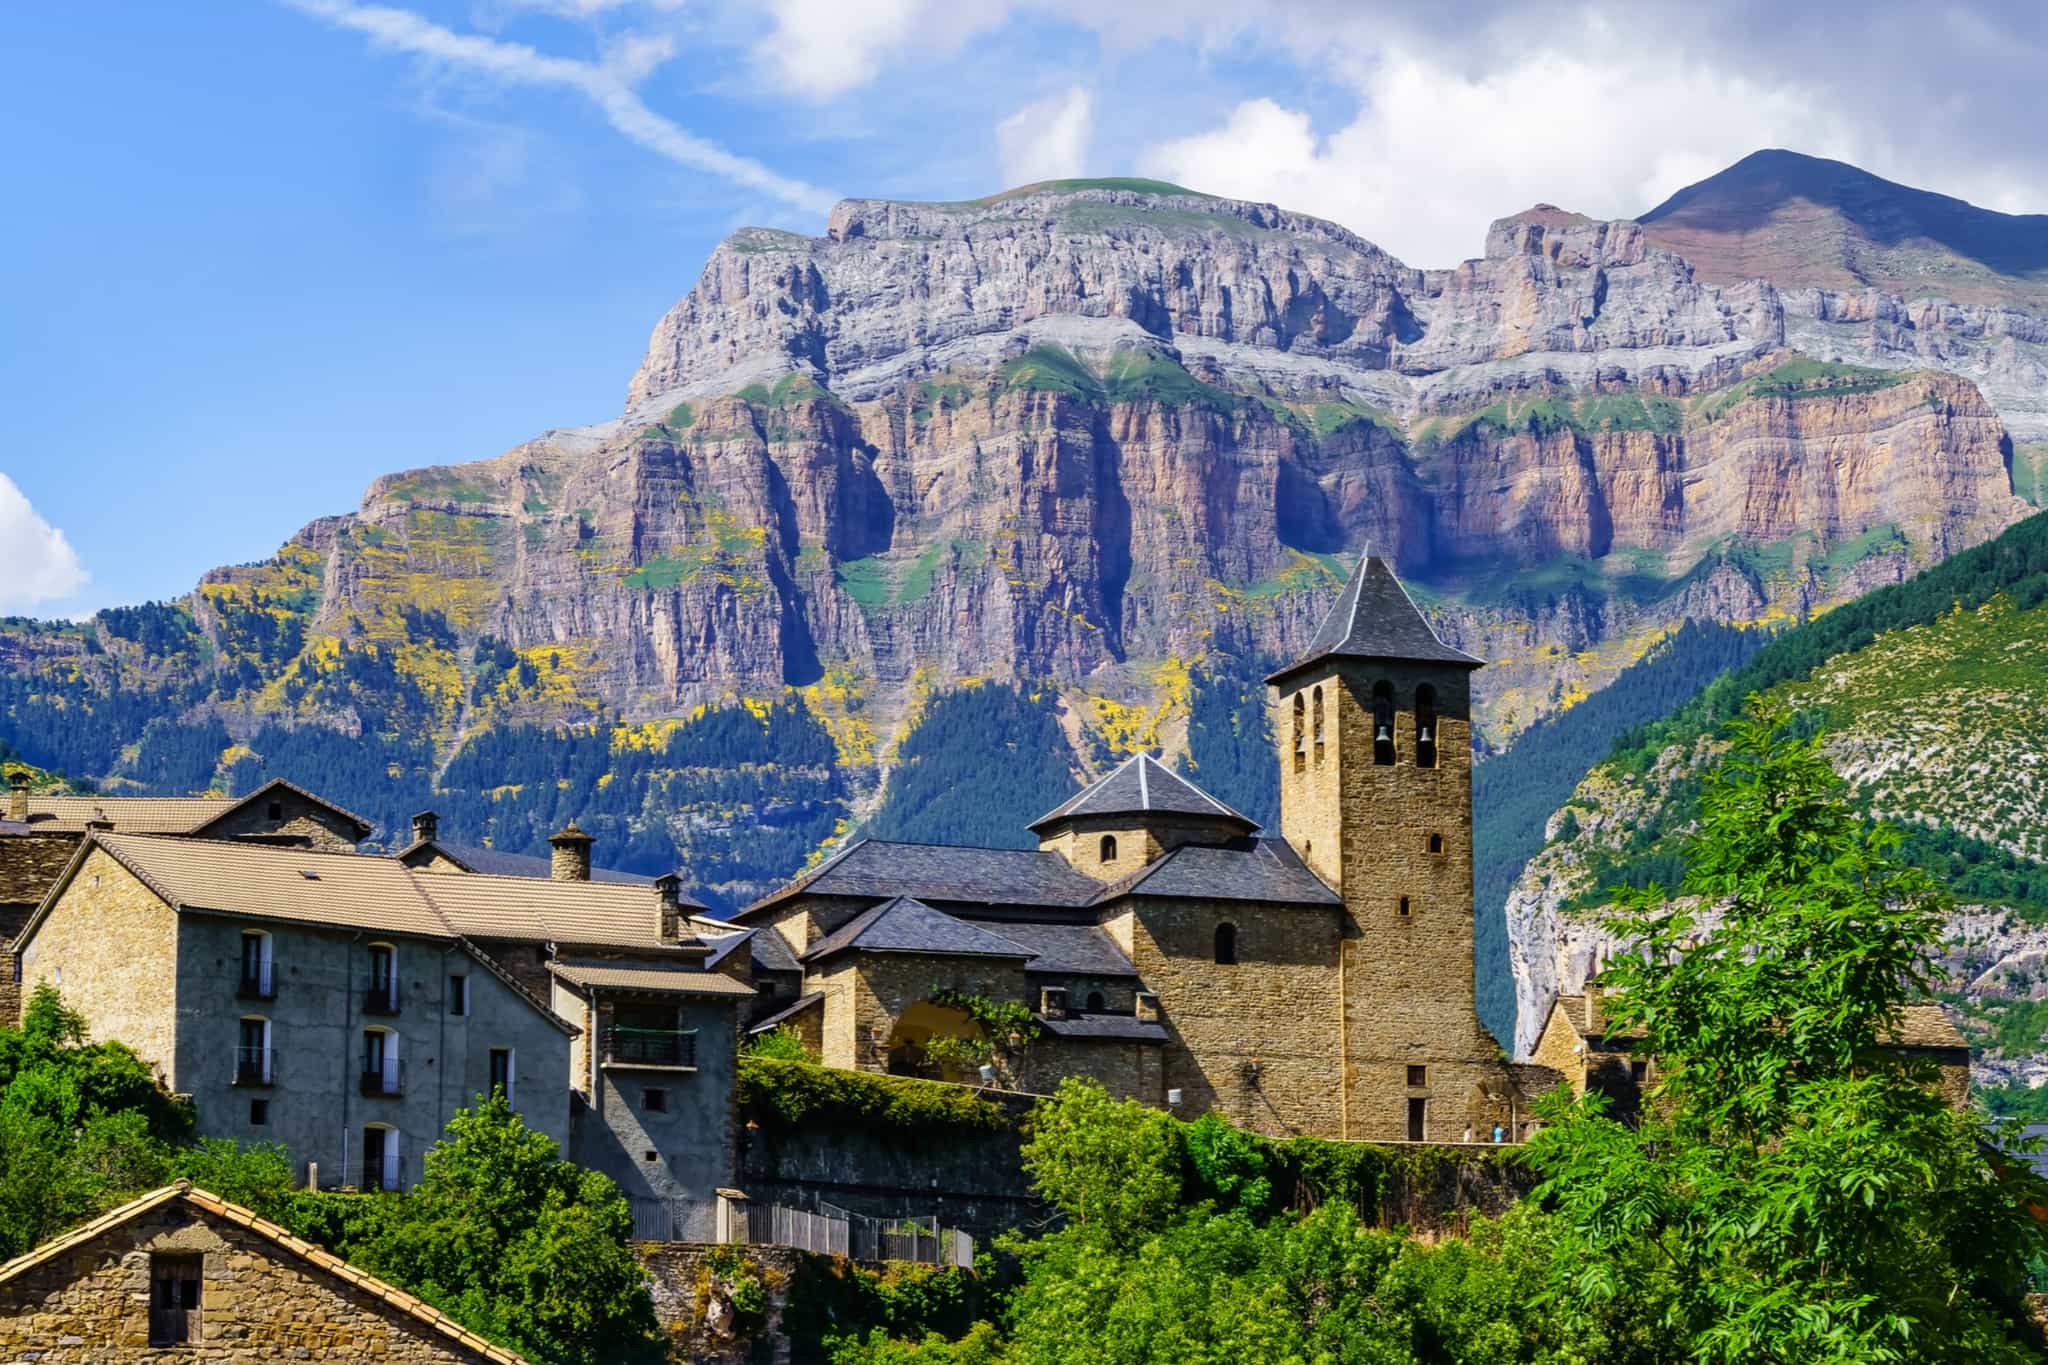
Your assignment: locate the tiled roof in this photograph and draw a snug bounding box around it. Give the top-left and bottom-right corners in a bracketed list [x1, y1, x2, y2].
[691, 917, 754, 969]
[749, 991, 824, 1034]
[742, 838, 1103, 916]
[415, 869, 709, 952]
[1268, 551, 1481, 682]
[748, 924, 802, 975]
[12, 779, 373, 839]
[1029, 753, 1256, 834]
[548, 962, 756, 998]
[803, 896, 1036, 964]
[0, 1183, 529, 1364]
[401, 838, 653, 885]
[1038, 1014, 1170, 1042]
[959, 918, 1136, 976]
[1892, 1002, 1969, 1050]
[1103, 837, 1340, 906]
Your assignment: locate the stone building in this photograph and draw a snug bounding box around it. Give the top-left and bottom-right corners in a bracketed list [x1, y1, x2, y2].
[1532, 989, 1973, 1114]
[0, 774, 370, 1020]
[12, 830, 752, 1217]
[0, 1181, 526, 1362]
[739, 553, 1543, 1142]
[394, 809, 652, 885]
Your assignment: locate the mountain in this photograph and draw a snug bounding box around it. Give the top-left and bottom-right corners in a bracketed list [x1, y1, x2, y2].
[0, 165, 2034, 920]
[1639, 149, 2048, 311]
[1503, 508, 2048, 1112]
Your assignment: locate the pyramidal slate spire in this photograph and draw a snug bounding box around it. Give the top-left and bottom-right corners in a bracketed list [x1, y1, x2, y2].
[1267, 548, 1481, 685]
[1028, 752, 1256, 834]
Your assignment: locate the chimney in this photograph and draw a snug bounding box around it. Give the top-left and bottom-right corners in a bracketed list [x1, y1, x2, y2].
[548, 821, 593, 882]
[655, 874, 683, 943]
[1038, 986, 1068, 1020]
[410, 810, 439, 846]
[6, 771, 26, 824]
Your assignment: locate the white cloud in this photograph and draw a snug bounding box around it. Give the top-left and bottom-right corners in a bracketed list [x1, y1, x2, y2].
[0, 476, 88, 614]
[285, 0, 839, 214]
[995, 86, 1092, 187]
[1138, 42, 1859, 266]
[749, 0, 1011, 100]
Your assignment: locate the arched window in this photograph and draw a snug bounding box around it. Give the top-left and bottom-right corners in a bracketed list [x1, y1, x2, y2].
[1311, 686, 1326, 764]
[1372, 681, 1396, 766]
[1099, 834, 1118, 864]
[1291, 693, 1306, 771]
[1415, 683, 1439, 769]
[236, 1016, 271, 1086]
[1214, 922, 1238, 965]
[238, 930, 273, 999]
[1086, 991, 1105, 1012]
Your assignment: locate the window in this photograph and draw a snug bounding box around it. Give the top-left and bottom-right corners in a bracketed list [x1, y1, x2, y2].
[236, 1017, 271, 1086]
[490, 1048, 514, 1107]
[449, 974, 469, 1016]
[365, 943, 398, 1014]
[1397, 896, 1411, 918]
[1291, 693, 1306, 770]
[149, 1253, 202, 1345]
[643, 1150, 658, 1162]
[1407, 1064, 1428, 1087]
[1629, 1059, 1648, 1084]
[643, 1087, 668, 1113]
[238, 931, 273, 999]
[1099, 834, 1117, 864]
[362, 1029, 399, 1095]
[1415, 684, 1439, 769]
[1426, 832, 1443, 855]
[1311, 685, 1325, 764]
[1086, 991, 1105, 1012]
[362, 1126, 399, 1191]
[1213, 922, 1237, 965]
[1372, 681, 1396, 765]
[1406, 1097, 1426, 1142]
[249, 1098, 268, 1126]
[266, 800, 283, 821]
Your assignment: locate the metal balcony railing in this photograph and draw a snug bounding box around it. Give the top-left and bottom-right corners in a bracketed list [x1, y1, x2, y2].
[363, 980, 400, 1016]
[236, 968, 275, 1001]
[601, 1026, 697, 1069]
[231, 1047, 276, 1087]
[359, 1061, 405, 1097]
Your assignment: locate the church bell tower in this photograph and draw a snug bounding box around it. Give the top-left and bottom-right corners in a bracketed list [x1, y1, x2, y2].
[1267, 551, 1502, 1142]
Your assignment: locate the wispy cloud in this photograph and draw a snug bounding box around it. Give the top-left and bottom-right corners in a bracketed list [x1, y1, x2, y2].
[996, 86, 1093, 187]
[284, 0, 838, 214]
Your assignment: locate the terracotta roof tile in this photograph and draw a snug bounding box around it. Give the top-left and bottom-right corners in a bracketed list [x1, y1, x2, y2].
[549, 962, 756, 997]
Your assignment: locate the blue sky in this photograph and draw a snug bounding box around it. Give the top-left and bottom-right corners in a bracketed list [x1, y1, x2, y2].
[3, 1, 2042, 617]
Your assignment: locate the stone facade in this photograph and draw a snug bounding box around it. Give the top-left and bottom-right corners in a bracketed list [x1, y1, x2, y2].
[0, 833, 86, 1021]
[18, 848, 182, 1072]
[191, 789, 363, 849]
[0, 1189, 519, 1363]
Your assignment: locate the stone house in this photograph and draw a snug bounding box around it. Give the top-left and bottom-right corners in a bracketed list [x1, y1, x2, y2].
[1531, 989, 1973, 1114]
[12, 830, 753, 1215]
[0, 774, 371, 1019]
[0, 1181, 526, 1362]
[738, 553, 1546, 1143]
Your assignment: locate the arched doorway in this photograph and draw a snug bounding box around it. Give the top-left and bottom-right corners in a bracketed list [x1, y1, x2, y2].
[886, 998, 983, 1080]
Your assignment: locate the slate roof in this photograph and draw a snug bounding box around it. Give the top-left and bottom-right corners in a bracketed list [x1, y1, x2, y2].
[8, 779, 373, 839]
[401, 837, 653, 885]
[1268, 551, 1481, 683]
[1037, 1014, 1170, 1043]
[748, 991, 824, 1035]
[0, 1183, 530, 1364]
[548, 962, 756, 998]
[1029, 753, 1256, 834]
[748, 923, 802, 975]
[959, 918, 1136, 976]
[741, 839, 1103, 917]
[803, 896, 1036, 964]
[1105, 837, 1341, 906]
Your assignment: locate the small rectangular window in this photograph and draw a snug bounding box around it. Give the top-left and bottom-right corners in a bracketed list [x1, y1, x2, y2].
[490, 1048, 514, 1108]
[643, 1087, 668, 1113]
[1406, 1064, 1427, 1087]
[1406, 1097, 1426, 1142]
[1397, 896, 1411, 917]
[149, 1253, 202, 1344]
[250, 1098, 269, 1126]
[1426, 833, 1443, 854]
[449, 974, 469, 1016]
[1629, 1059, 1648, 1084]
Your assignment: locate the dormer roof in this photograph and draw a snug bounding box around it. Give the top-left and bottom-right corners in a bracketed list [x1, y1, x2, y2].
[1267, 550, 1480, 685]
[1027, 753, 1256, 835]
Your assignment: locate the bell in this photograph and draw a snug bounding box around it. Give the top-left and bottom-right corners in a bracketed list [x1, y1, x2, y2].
[1419, 725, 1434, 744]
[1375, 722, 1392, 743]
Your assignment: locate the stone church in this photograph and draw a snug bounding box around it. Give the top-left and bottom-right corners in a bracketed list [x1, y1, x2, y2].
[738, 552, 1546, 1142]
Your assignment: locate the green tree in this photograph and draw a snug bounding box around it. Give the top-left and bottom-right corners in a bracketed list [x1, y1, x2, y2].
[1018, 1079, 1182, 1246]
[1527, 700, 2048, 1363]
[352, 1091, 660, 1365]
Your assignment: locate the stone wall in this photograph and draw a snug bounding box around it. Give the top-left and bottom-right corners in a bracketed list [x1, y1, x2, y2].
[0, 1203, 505, 1362]
[199, 790, 363, 849]
[638, 1242, 802, 1365]
[18, 847, 180, 1075]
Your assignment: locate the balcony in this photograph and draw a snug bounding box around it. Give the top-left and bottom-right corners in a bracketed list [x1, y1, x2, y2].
[363, 981, 400, 1016]
[600, 1026, 697, 1070]
[231, 1048, 276, 1088]
[236, 970, 275, 1002]
[359, 1062, 406, 1097]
